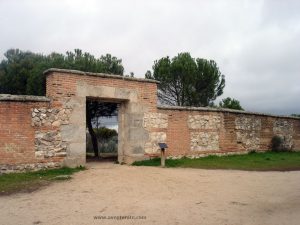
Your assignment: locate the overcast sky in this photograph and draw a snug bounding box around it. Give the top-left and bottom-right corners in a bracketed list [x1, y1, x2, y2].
[0, 0, 299, 115]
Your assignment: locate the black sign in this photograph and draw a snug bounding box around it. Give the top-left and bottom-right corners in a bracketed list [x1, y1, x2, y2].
[158, 143, 168, 149]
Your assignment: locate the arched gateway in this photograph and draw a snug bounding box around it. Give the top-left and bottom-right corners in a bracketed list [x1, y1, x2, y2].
[0, 68, 299, 172]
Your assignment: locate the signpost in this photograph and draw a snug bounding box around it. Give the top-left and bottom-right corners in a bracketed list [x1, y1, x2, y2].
[158, 143, 168, 167]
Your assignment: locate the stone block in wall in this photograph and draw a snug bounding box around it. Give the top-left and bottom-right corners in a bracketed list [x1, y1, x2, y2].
[273, 119, 294, 149]
[235, 116, 261, 131]
[188, 115, 221, 129]
[190, 132, 219, 151]
[143, 113, 168, 129]
[236, 131, 260, 150]
[1, 162, 61, 174]
[144, 132, 166, 154]
[31, 108, 72, 127]
[235, 116, 261, 151]
[35, 131, 67, 159]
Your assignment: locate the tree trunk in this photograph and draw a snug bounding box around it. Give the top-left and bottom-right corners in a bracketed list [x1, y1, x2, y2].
[86, 110, 99, 157]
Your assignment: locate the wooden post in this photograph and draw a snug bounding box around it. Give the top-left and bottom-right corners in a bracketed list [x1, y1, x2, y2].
[161, 148, 165, 167]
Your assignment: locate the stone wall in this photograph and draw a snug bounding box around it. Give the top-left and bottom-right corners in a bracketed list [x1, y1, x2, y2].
[143, 112, 168, 154]
[235, 116, 261, 151]
[31, 107, 72, 161]
[1, 69, 300, 172]
[31, 107, 72, 127]
[144, 132, 167, 154]
[0, 96, 65, 173]
[188, 114, 222, 152]
[156, 106, 300, 158]
[188, 115, 221, 129]
[143, 112, 168, 129]
[190, 132, 219, 151]
[273, 119, 294, 149]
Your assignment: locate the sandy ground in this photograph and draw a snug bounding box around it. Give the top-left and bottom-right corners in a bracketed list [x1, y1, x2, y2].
[1, 163, 300, 225]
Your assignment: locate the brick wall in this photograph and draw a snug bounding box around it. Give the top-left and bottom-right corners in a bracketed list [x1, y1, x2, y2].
[46, 70, 158, 112]
[1, 69, 299, 172]
[44, 69, 160, 165]
[0, 99, 66, 172]
[155, 107, 300, 158]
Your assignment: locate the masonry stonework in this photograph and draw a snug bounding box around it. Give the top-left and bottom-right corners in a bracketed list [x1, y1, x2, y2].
[235, 116, 261, 151]
[273, 119, 294, 149]
[45, 69, 159, 166]
[188, 115, 221, 129]
[143, 112, 168, 154]
[156, 106, 300, 158]
[190, 132, 219, 151]
[0, 97, 64, 173]
[143, 112, 168, 129]
[1, 69, 300, 172]
[144, 132, 167, 154]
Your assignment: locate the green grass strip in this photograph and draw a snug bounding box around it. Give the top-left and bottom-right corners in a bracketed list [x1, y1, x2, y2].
[133, 151, 300, 171]
[0, 166, 85, 195]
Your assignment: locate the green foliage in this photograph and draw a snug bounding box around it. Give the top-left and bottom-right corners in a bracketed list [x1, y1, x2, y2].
[99, 136, 118, 153]
[0, 49, 124, 96]
[248, 150, 257, 154]
[146, 52, 225, 106]
[87, 100, 118, 128]
[219, 97, 244, 110]
[0, 48, 123, 157]
[94, 127, 117, 140]
[87, 127, 118, 154]
[124, 72, 134, 78]
[291, 114, 300, 118]
[86, 100, 118, 156]
[133, 152, 300, 171]
[0, 49, 45, 95]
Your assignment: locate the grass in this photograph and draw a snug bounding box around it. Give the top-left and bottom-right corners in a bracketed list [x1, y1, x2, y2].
[133, 151, 300, 171]
[0, 166, 85, 196]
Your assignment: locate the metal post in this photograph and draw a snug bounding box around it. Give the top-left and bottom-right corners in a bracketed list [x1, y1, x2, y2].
[161, 148, 165, 167]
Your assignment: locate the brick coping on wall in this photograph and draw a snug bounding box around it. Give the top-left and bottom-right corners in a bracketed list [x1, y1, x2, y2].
[157, 105, 300, 120]
[44, 68, 160, 84]
[0, 94, 50, 102]
[0, 93, 298, 120]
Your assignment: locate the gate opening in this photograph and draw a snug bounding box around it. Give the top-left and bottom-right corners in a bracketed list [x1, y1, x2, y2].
[86, 98, 119, 163]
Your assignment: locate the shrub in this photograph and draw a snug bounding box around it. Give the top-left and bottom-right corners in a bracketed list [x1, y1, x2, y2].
[248, 150, 256, 154]
[94, 127, 117, 139]
[271, 136, 283, 152]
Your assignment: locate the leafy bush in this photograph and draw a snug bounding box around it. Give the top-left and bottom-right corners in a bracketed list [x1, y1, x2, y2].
[94, 127, 117, 140]
[86, 127, 118, 154]
[271, 136, 283, 152]
[99, 136, 118, 153]
[248, 150, 257, 154]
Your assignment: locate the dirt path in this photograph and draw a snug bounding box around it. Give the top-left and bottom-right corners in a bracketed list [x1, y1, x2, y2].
[1, 162, 300, 225]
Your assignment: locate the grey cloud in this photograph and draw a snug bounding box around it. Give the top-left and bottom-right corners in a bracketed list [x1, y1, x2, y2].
[0, 0, 299, 115]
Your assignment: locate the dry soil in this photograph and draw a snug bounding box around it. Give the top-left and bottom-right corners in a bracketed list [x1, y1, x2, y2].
[1, 162, 300, 225]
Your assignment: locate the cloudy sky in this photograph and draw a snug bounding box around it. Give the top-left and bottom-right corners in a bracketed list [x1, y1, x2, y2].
[0, 0, 299, 115]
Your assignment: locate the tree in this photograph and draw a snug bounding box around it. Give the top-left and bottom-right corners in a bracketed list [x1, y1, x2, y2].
[291, 114, 300, 118]
[145, 52, 225, 107]
[86, 100, 118, 157]
[219, 97, 244, 110]
[0, 49, 46, 95]
[95, 127, 118, 140]
[0, 49, 124, 96]
[0, 48, 124, 157]
[98, 54, 124, 75]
